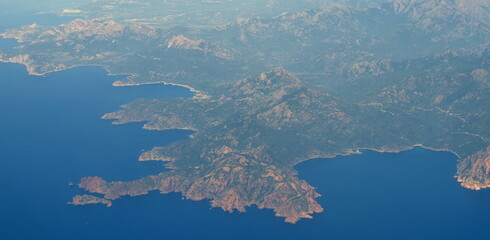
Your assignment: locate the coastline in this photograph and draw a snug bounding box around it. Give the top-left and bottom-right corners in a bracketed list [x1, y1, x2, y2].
[2, 55, 487, 207]
[294, 144, 490, 191]
[112, 79, 209, 99]
[0, 59, 202, 96]
[295, 144, 461, 169]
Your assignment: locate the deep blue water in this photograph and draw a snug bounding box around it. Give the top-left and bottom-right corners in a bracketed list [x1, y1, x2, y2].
[1, 11, 490, 240]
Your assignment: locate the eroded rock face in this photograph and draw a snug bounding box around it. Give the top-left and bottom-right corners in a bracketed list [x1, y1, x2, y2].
[458, 146, 490, 190]
[71, 66, 489, 223]
[78, 153, 323, 224]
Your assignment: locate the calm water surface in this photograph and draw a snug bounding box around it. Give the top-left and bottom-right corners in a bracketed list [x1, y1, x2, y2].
[1, 11, 490, 240]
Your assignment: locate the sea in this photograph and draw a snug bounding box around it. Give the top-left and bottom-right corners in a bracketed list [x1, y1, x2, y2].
[1, 9, 490, 240]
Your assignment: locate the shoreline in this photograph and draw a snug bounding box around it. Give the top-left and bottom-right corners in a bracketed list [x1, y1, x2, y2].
[293, 144, 490, 191]
[112, 79, 209, 99]
[294, 143, 461, 168]
[0, 59, 202, 95]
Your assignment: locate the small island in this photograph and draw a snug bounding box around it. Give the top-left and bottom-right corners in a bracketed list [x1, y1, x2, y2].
[68, 194, 112, 208]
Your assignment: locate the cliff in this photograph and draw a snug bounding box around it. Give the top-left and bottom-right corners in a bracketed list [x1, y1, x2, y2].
[458, 146, 490, 190]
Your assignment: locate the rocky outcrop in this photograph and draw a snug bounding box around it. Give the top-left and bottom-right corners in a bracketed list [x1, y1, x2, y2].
[138, 147, 176, 162]
[78, 151, 323, 224]
[68, 194, 112, 207]
[457, 146, 490, 190]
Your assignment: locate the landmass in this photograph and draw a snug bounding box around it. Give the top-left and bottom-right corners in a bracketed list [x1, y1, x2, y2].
[1, 0, 489, 223]
[76, 65, 489, 223]
[457, 146, 490, 190]
[68, 194, 112, 207]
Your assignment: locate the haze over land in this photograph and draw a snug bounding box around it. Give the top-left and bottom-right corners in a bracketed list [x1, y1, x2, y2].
[0, 0, 489, 223]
